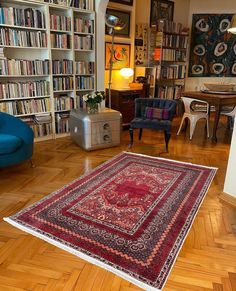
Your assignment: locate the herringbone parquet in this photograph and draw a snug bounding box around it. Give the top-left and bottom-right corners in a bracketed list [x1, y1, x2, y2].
[0, 118, 235, 291]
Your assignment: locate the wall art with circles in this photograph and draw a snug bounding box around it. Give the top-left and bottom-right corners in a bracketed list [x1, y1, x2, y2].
[189, 14, 236, 77]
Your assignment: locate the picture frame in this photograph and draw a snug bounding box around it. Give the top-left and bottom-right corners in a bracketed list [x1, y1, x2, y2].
[105, 42, 130, 70]
[109, 0, 133, 6]
[150, 0, 174, 27]
[105, 9, 131, 37]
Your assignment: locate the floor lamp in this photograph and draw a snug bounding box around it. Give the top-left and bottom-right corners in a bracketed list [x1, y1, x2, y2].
[105, 14, 126, 108]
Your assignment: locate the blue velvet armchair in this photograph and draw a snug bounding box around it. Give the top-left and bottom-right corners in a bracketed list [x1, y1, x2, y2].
[0, 112, 34, 168]
[129, 98, 177, 152]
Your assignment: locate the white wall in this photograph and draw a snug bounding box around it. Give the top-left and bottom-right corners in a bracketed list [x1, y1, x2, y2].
[224, 119, 236, 197]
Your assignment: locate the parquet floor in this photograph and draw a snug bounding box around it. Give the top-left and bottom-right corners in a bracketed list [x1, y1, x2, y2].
[0, 117, 236, 291]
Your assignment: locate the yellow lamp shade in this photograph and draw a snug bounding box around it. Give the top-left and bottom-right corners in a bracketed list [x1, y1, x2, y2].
[120, 68, 134, 78]
[228, 15, 236, 34]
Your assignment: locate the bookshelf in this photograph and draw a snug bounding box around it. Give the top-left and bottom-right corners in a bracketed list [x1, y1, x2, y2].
[151, 21, 189, 100]
[135, 21, 189, 100]
[0, 0, 96, 140]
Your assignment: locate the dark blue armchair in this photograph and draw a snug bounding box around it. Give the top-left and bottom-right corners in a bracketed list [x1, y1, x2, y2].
[0, 112, 34, 168]
[129, 98, 177, 152]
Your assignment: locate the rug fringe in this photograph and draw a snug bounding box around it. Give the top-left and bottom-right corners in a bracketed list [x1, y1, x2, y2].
[123, 151, 218, 170]
[3, 217, 160, 291]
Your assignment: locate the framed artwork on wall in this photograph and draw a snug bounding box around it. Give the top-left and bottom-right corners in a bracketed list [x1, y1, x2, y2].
[150, 0, 174, 27]
[105, 42, 130, 70]
[189, 14, 236, 77]
[105, 8, 130, 37]
[109, 0, 133, 6]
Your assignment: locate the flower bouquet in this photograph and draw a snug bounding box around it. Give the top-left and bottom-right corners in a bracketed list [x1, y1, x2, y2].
[83, 91, 105, 114]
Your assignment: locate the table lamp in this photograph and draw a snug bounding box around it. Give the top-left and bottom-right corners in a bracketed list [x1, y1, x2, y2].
[120, 68, 134, 88]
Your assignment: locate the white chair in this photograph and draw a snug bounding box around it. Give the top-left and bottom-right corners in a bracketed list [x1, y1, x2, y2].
[177, 97, 210, 140]
[221, 106, 236, 130]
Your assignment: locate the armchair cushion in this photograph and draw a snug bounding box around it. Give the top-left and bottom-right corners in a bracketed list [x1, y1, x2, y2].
[0, 134, 22, 155]
[145, 107, 170, 120]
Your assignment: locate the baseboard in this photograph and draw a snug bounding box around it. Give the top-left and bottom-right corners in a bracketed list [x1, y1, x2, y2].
[219, 192, 236, 208]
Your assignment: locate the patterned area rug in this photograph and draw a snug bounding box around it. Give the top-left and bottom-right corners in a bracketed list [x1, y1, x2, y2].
[4, 152, 217, 291]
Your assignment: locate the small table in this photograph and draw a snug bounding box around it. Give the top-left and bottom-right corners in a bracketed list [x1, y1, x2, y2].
[183, 91, 236, 142]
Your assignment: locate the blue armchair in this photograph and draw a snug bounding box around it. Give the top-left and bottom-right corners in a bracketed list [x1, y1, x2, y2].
[0, 112, 34, 168]
[129, 98, 177, 152]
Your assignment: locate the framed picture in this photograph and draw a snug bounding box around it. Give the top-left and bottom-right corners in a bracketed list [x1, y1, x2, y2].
[109, 0, 133, 6]
[105, 42, 130, 70]
[150, 0, 174, 27]
[106, 9, 130, 37]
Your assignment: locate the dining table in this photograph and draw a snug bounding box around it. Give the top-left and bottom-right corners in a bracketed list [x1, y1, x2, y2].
[182, 90, 236, 142]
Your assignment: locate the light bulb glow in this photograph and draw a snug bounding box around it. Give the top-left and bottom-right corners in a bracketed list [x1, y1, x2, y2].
[120, 68, 134, 78]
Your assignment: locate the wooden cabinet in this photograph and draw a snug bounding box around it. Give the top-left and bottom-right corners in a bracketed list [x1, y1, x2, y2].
[106, 88, 147, 126]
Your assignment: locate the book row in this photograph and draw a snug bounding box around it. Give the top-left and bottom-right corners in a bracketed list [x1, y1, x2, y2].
[74, 35, 93, 50]
[0, 98, 50, 115]
[55, 112, 70, 134]
[52, 59, 73, 74]
[158, 65, 186, 80]
[69, 0, 94, 10]
[74, 18, 94, 34]
[54, 95, 74, 111]
[50, 14, 71, 31]
[0, 59, 50, 76]
[163, 35, 188, 49]
[75, 61, 94, 74]
[76, 75, 94, 90]
[0, 28, 47, 48]
[0, 7, 45, 28]
[0, 81, 50, 99]
[162, 21, 189, 35]
[162, 49, 186, 62]
[22, 115, 52, 137]
[50, 33, 70, 49]
[157, 85, 183, 100]
[31, 122, 52, 137]
[53, 76, 73, 91]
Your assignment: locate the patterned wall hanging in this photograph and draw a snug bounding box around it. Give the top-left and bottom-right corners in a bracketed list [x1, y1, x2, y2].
[135, 24, 148, 66]
[189, 14, 236, 77]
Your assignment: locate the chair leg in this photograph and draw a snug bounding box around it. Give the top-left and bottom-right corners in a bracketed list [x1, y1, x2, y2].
[177, 116, 186, 135]
[206, 118, 210, 138]
[129, 128, 134, 147]
[164, 131, 171, 152]
[189, 120, 197, 140]
[29, 159, 35, 168]
[138, 128, 143, 140]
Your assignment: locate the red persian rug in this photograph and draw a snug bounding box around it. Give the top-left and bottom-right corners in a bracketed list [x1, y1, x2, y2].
[4, 152, 217, 290]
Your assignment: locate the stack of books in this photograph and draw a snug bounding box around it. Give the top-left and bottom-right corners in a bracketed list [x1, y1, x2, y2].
[0, 6, 45, 28]
[74, 18, 94, 33]
[74, 35, 93, 50]
[0, 81, 50, 99]
[0, 28, 47, 48]
[0, 59, 49, 76]
[75, 61, 94, 74]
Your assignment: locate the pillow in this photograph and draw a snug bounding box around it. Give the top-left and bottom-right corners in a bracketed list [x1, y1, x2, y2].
[144, 107, 170, 120]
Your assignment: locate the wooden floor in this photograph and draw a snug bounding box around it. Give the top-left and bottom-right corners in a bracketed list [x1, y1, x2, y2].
[0, 117, 236, 291]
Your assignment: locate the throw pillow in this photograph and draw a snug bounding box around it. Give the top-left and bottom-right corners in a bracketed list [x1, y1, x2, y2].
[144, 107, 170, 120]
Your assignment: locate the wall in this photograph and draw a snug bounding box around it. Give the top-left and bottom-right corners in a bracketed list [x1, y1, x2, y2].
[224, 119, 236, 197]
[185, 0, 236, 90]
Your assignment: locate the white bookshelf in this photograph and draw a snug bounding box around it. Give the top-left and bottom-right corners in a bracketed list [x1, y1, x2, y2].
[0, 0, 96, 140]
